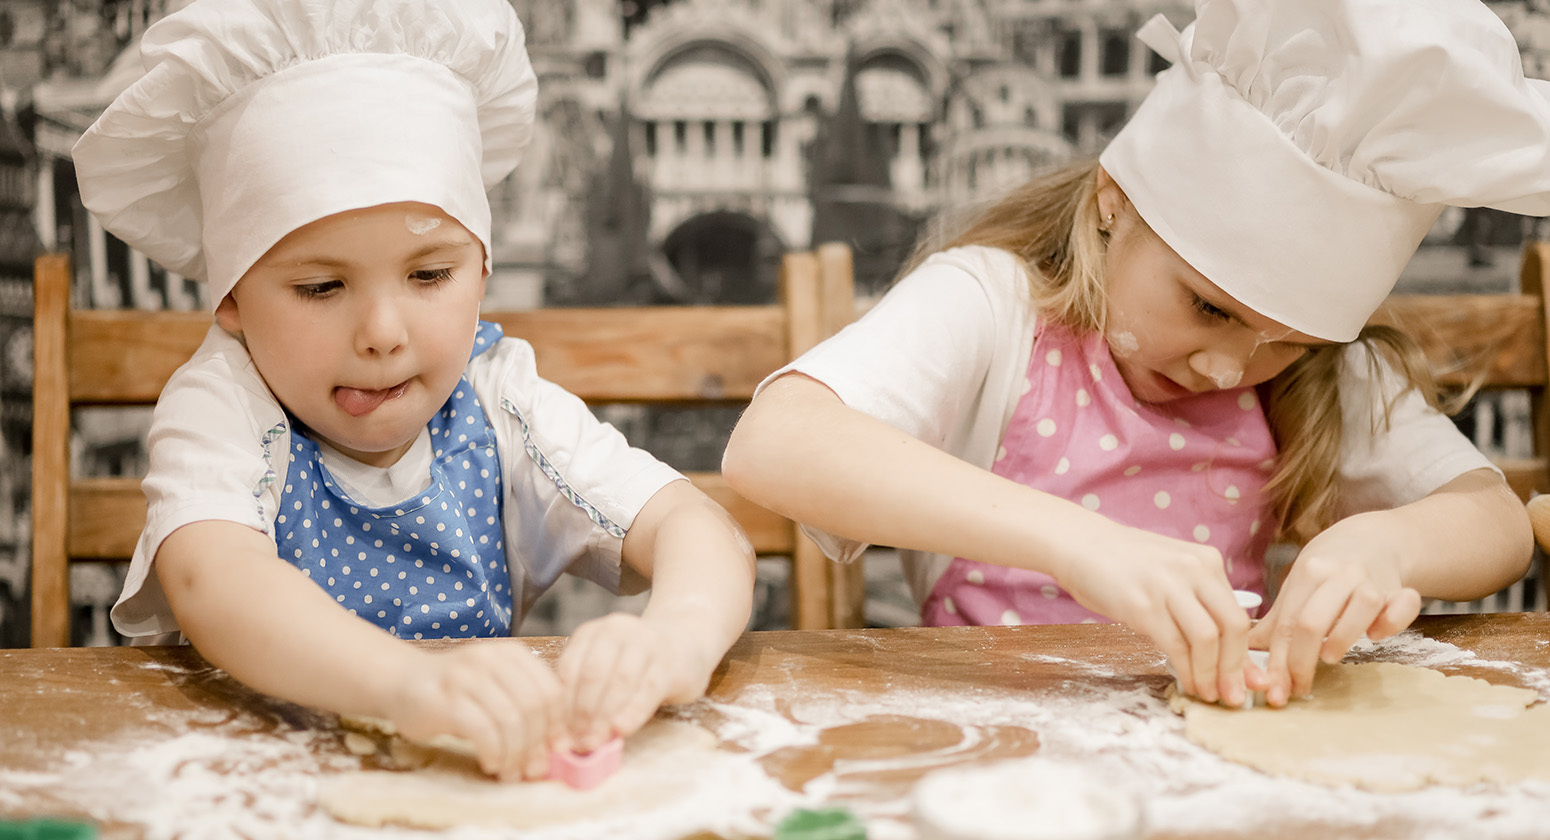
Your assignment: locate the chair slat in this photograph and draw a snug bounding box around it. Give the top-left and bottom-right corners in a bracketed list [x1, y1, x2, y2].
[70, 306, 793, 405]
[1371, 294, 1547, 388]
[69, 310, 213, 404]
[488, 307, 786, 402]
[67, 478, 147, 560]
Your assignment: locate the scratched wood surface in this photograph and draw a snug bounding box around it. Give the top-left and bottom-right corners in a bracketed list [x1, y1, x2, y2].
[4, 616, 1550, 839]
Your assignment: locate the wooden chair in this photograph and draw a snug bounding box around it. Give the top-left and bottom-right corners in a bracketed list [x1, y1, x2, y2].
[30, 243, 860, 647]
[1370, 240, 1550, 606]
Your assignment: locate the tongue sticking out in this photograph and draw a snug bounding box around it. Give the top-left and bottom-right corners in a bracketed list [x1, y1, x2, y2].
[334, 382, 407, 417]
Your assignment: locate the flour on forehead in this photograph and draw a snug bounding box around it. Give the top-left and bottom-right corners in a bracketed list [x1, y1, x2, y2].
[405, 214, 442, 235]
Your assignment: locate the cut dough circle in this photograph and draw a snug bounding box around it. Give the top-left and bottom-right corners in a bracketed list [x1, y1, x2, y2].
[320, 719, 724, 830]
[1170, 662, 1550, 791]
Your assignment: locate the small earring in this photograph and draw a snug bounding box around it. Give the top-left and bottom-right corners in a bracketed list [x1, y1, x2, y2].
[1100, 212, 1115, 233]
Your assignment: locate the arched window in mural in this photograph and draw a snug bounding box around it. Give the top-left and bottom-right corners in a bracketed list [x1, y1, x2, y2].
[661, 211, 781, 305]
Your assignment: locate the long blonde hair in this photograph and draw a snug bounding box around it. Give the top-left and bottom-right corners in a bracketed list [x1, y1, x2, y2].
[904, 159, 1447, 544]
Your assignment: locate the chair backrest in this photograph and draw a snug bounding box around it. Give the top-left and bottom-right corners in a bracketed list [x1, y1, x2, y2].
[30, 244, 858, 647]
[1368, 242, 1550, 503]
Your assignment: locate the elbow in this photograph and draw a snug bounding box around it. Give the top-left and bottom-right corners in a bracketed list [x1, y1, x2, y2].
[720, 413, 766, 505]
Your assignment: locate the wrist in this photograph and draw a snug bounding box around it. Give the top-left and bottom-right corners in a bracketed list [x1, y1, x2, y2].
[641, 613, 723, 689]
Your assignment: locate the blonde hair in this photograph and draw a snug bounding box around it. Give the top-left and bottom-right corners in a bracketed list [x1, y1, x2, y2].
[904, 158, 1447, 545]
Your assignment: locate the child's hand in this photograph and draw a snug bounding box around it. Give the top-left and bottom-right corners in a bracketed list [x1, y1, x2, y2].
[384, 639, 565, 781]
[1054, 519, 1251, 706]
[555, 612, 715, 753]
[1247, 511, 1420, 707]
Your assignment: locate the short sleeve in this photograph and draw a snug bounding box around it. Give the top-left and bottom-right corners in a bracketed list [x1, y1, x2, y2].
[756, 246, 1039, 571]
[767, 248, 1008, 450]
[471, 338, 684, 615]
[1336, 342, 1499, 516]
[111, 325, 290, 639]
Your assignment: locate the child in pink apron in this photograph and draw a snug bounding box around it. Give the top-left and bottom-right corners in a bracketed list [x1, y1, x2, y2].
[726, 0, 1549, 709]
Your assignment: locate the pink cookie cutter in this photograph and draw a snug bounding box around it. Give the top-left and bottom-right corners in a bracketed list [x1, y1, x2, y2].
[546, 737, 623, 790]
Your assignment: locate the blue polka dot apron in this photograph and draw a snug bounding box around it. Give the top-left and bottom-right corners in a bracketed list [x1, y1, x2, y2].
[275, 321, 513, 639]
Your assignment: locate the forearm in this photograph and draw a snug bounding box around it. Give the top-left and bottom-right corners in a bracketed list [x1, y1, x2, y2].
[155, 520, 420, 717]
[635, 487, 755, 682]
[723, 373, 1109, 583]
[1372, 469, 1532, 600]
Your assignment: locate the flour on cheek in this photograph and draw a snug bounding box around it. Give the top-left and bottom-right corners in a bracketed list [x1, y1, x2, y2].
[1108, 330, 1140, 357]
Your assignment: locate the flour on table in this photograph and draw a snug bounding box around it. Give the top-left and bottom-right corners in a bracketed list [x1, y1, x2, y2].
[1170, 661, 1550, 791]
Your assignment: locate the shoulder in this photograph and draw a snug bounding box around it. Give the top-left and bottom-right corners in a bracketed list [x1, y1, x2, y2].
[152, 324, 286, 440]
[909, 245, 1035, 304]
[464, 332, 544, 415]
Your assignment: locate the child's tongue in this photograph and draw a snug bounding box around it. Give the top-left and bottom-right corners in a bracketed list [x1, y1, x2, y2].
[334, 382, 404, 417]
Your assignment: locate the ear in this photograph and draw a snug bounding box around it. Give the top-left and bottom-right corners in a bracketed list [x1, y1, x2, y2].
[1094, 165, 1129, 224]
[215, 292, 242, 333]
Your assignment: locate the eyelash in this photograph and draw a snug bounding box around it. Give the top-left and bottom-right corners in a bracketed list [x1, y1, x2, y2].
[292, 268, 456, 300]
[1191, 294, 1232, 322]
[412, 268, 456, 287]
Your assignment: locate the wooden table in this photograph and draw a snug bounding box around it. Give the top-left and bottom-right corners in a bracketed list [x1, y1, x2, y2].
[4, 615, 1550, 839]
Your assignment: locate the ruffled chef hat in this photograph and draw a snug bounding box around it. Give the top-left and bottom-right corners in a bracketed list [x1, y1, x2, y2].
[73, 0, 537, 308]
[1100, 0, 1550, 342]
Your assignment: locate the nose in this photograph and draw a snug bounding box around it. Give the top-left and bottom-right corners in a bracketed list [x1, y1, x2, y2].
[354, 292, 408, 357]
[1188, 349, 1246, 389]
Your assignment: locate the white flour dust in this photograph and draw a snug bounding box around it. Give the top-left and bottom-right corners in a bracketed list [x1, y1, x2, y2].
[703, 631, 1550, 840]
[8, 632, 1550, 839]
[0, 701, 805, 840]
[404, 214, 442, 235]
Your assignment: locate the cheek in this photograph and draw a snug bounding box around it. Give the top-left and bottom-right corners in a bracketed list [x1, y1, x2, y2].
[1245, 346, 1308, 385]
[1107, 328, 1141, 357]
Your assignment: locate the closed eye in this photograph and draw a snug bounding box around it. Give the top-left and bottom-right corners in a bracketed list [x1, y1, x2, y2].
[412, 267, 456, 286]
[294, 279, 343, 299]
[1191, 294, 1232, 322]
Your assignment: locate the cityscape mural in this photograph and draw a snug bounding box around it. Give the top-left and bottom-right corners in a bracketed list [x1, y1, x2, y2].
[0, 0, 1544, 645]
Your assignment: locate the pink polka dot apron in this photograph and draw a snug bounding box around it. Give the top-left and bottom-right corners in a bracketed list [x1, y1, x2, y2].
[920, 321, 1276, 627]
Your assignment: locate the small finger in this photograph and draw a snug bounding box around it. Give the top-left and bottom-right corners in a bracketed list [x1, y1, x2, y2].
[568, 635, 624, 743]
[1367, 588, 1422, 640]
[492, 647, 562, 779]
[1282, 582, 1354, 701]
[1169, 597, 1222, 704]
[581, 649, 651, 751]
[1203, 586, 1251, 707]
[1319, 589, 1383, 665]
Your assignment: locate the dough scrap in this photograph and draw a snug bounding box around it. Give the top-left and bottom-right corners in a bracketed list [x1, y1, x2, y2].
[320, 719, 723, 829]
[1170, 661, 1550, 791]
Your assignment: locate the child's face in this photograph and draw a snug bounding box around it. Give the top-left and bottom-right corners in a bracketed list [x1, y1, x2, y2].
[216, 202, 487, 467]
[1094, 170, 1330, 404]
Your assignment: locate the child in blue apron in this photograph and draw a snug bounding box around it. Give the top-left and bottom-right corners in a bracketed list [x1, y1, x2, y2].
[74, 0, 755, 781]
[725, 0, 1550, 709]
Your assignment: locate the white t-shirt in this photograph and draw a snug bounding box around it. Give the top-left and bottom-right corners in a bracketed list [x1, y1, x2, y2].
[764, 246, 1497, 604]
[112, 324, 684, 642]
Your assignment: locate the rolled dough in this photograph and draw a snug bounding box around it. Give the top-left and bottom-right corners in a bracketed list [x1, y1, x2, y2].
[320, 719, 724, 829]
[1170, 661, 1550, 791]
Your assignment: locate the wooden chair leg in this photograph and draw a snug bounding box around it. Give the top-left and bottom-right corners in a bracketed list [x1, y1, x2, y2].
[32, 253, 73, 648]
[790, 534, 832, 630]
[1530, 496, 1550, 610]
[829, 555, 867, 629]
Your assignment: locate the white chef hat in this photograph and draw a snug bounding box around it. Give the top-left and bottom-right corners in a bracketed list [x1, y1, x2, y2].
[73, 0, 537, 309]
[1100, 0, 1550, 342]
